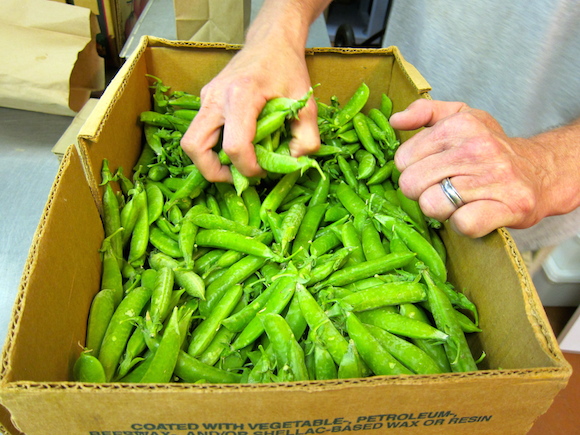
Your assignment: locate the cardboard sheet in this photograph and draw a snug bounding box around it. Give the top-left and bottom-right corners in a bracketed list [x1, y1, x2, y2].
[0, 0, 104, 116]
[174, 0, 251, 44]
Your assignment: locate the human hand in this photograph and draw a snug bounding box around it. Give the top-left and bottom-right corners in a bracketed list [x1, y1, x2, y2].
[180, 40, 320, 183]
[390, 99, 553, 238]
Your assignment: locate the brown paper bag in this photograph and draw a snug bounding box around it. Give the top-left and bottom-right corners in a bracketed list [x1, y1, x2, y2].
[0, 0, 104, 116]
[174, 0, 251, 44]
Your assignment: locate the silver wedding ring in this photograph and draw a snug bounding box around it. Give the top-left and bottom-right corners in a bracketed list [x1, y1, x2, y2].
[440, 177, 465, 208]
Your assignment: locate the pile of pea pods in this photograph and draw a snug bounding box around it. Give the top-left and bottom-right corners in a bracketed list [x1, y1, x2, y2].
[72, 77, 483, 384]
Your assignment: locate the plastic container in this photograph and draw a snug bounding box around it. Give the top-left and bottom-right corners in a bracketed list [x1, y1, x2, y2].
[534, 233, 580, 306]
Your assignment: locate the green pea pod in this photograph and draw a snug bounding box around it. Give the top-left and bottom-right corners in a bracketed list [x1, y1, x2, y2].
[260, 313, 309, 381]
[253, 110, 289, 144]
[364, 323, 443, 374]
[99, 234, 124, 307]
[375, 214, 447, 283]
[231, 273, 297, 350]
[321, 252, 415, 287]
[222, 284, 276, 333]
[340, 281, 427, 312]
[100, 160, 123, 266]
[145, 182, 164, 225]
[341, 221, 365, 267]
[337, 155, 358, 190]
[338, 340, 365, 379]
[366, 161, 395, 186]
[215, 182, 249, 225]
[195, 229, 283, 262]
[309, 170, 331, 207]
[149, 226, 182, 258]
[345, 312, 412, 376]
[399, 303, 451, 372]
[361, 220, 386, 261]
[168, 93, 201, 110]
[335, 183, 367, 218]
[155, 217, 179, 241]
[192, 249, 225, 275]
[133, 142, 155, 175]
[260, 170, 301, 223]
[73, 352, 107, 383]
[147, 266, 175, 332]
[178, 218, 198, 270]
[197, 324, 237, 367]
[206, 231, 273, 276]
[200, 255, 266, 317]
[98, 286, 153, 381]
[139, 307, 181, 383]
[422, 271, 478, 373]
[255, 145, 324, 178]
[149, 252, 205, 300]
[380, 93, 393, 119]
[396, 188, 431, 243]
[323, 205, 348, 224]
[230, 165, 251, 196]
[333, 82, 370, 127]
[312, 342, 338, 380]
[337, 129, 359, 144]
[174, 350, 242, 383]
[356, 309, 448, 342]
[368, 108, 398, 147]
[140, 111, 190, 133]
[353, 113, 386, 166]
[188, 284, 243, 357]
[191, 213, 262, 237]
[429, 228, 447, 265]
[148, 164, 170, 182]
[291, 203, 328, 261]
[306, 247, 352, 286]
[127, 185, 149, 267]
[355, 150, 376, 180]
[279, 203, 307, 256]
[164, 167, 208, 212]
[172, 109, 198, 121]
[259, 88, 312, 119]
[366, 116, 390, 145]
[85, 288, 117, 357]
[296, 283, 349, 366]
[241, 186, 262, 228]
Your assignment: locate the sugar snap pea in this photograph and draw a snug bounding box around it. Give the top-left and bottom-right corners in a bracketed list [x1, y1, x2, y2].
[98, 286, 153, 381]
[85, 77, 484, 385]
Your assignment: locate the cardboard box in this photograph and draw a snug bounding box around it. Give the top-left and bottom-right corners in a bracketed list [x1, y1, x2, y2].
[0, 37, 572, 435]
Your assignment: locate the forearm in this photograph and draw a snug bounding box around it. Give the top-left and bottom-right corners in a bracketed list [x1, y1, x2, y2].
[246, 0, 332, 52]
[528, 117, 580, 218]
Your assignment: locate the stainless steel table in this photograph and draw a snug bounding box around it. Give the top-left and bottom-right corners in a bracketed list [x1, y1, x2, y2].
[0, 108, 71, 350]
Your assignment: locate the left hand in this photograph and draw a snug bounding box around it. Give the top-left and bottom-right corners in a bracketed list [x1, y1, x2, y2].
[390, 99, 550, 238]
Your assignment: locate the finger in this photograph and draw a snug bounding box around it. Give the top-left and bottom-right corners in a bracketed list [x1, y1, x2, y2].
[389, 99, 470, 131]
[221, 86, 266, 178]
[396, 136, 483, 199]
[181, 106, 232, 183]
[288, 97, 321, 157]
[417, 180, 462, 222]
[448, 200, 517, 238]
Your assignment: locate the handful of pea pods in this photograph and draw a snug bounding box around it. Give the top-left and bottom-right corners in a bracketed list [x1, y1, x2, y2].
[72, 77, 483, 384]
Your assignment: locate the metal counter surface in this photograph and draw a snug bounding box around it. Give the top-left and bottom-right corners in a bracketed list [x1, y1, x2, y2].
[0, 107, 71, 350]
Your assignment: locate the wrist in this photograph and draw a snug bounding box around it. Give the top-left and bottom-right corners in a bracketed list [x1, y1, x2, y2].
[245, 0, 327, 55]
[528, 123, 580, 218]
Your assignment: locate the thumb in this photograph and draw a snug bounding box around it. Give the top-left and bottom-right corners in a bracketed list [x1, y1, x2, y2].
[389, 99, 470, 131]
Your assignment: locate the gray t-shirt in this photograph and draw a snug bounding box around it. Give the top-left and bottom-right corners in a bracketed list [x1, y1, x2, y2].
[383, 0, 580, 251]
